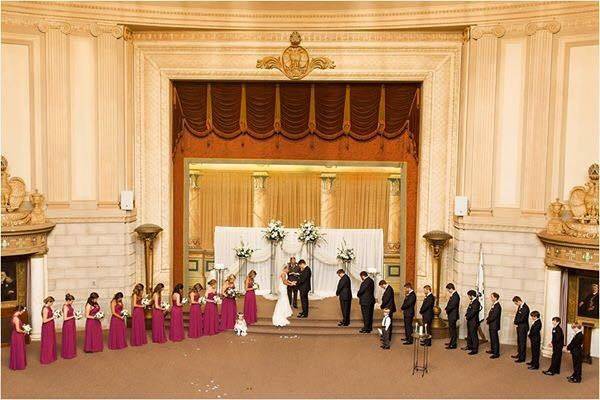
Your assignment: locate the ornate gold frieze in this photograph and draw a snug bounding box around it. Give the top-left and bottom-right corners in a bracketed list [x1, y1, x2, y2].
[257, 31, 335, 80]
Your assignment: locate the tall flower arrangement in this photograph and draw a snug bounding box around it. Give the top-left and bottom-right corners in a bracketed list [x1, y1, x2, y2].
[234, 241, 254, 259]
[264, 220, 286, 243]
[336, 240, 356, 262]
[297, 220, 325, 245]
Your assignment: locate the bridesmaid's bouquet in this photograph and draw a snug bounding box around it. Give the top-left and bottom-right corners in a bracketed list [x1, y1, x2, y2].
[181, 297, 189, 305]
[252, 283, 260, 290]
[120, 309, 130, 318]
[22, 324, 32, 335]
[53, 309, 63, 319]
[74, 310, 83, 320]
[199, 296, 207, 305]
[95, 311, 105, 320]
[141, 296, 151, 307]
[225, 287, 240, 299]
[214, 295, 223, 305]
[160, 301, 171, 311]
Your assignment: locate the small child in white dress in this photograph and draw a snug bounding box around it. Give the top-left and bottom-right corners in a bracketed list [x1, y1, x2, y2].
[234, 312, 248, 336]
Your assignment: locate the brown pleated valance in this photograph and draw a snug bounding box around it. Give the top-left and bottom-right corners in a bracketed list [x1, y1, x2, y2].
[173, 81, 420, 157]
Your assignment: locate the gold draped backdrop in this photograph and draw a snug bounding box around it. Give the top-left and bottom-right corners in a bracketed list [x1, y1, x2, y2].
[188, 170, 391, 250]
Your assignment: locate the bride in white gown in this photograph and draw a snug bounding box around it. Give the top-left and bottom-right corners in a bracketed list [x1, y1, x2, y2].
[272, 265, 295, 327]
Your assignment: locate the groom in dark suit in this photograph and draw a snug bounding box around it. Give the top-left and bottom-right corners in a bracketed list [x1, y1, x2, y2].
[336, 269, 352, 326]
[296, 259, 311, 318]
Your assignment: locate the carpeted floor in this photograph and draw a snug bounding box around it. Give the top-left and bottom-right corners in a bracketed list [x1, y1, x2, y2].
[1, 332, 598, 399]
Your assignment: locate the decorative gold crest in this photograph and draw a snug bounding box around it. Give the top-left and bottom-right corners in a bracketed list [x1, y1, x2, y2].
[256, 31, 335, 80]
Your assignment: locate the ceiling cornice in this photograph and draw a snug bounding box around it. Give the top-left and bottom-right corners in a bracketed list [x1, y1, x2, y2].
[1, 1, 597, 31]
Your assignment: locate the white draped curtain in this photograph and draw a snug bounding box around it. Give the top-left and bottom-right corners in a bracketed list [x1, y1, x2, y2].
[213, 226, 384, 297]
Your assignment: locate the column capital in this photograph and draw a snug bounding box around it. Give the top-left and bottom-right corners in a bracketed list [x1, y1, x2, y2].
[189, 171, 202, 190]
[36, 20, 71, 35]
[388, 174, 402, 196]
[89, 23, 125, 39]
[470, 25, 506, 40]
[525, 20, 561, 36]
[320, 173, 336, 194]
[252, 171, 269, 190]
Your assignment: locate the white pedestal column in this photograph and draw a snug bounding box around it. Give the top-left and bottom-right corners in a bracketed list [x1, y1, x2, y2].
[29, 255, 47, 341]
[542, 267, 562, 357]
[320, 174, 336, 227]
[252, 172, 268, 227]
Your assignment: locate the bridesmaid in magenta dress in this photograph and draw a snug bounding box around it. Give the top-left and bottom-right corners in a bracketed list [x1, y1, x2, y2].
[108, 292, 127, 350]
[151, 283, 167, 343]
[130, 283, 147, 346]
[244, 270, 258, 325]
[219, 275, 238, 331]
[9, 305, 27, 370]
[169, 284, 185, 342]
[40, 296, 57, 364]
[61, 293, 77, 359]
[84, 292, 104, 353]
[203, 279, 219, 336]
[188, 283, 204, 338]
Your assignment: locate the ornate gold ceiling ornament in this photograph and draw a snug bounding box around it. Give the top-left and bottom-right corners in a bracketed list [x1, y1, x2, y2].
[256, 31, 335, 80]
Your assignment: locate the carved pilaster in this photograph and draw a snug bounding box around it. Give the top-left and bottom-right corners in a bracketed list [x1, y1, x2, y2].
[95, 24, 125, 206]
[521, 22, 559, 214]
[188, 171, 201, 246]
[387, 175, 402, 252]
[40, 22, 71, 205]
[320, 173, 336, 228]
[464, 29, 501, 215]
[252, 172, 269, 227]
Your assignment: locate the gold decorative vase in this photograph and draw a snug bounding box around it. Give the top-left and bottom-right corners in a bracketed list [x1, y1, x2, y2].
[134, 223, 163, 323]
[423, 230, 452, 332]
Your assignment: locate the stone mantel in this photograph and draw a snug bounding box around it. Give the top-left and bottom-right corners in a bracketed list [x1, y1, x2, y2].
[537, 230, 599, 271]
[1, 222, 56, 257]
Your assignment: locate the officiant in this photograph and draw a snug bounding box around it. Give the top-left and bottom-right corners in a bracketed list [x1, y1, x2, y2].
[287, 257, 300, 309]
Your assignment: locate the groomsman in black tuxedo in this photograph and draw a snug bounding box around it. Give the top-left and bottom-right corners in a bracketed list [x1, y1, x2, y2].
[485, 292, 502, 358]
[527, 311, 542, 370]
[464, 289, 481, 355]
[544, 317, 564, 376]
[296, 260, 312, 318]
[401, 283, 416, 345]
[419, 285, 434, 346]
[335, 269, 352, 327]
[357, 271, 375, 333]
[512, 296, 530, 363]
[444, 283, 460, 349]
[379, 280, 396, 338]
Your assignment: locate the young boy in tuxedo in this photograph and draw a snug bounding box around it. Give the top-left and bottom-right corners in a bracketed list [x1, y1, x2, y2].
[543, 317, 564, 376]
[380, 308, 392, 350]
[567, 322, 584, 383]
[527, 311, 542, 370]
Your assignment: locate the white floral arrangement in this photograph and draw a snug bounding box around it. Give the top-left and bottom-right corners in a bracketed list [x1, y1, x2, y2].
[74, 310, 83, 320]
[141, 296, 152, 307]
[298, 220, 325, 244]
[252, 283, 260, 290]
[234, 241, 255, 259]
[181, 297, 189, 305]
[264, 220, 286, 243]
[160, 301, 171, 311]
[53, 309, 63, 319]
[336, 240, 356, 262]
[120, 309, 130, 318]
[22, 324, 32, 335]
[225, 287, 240, 299]
[199, 296, 207, 305]
[214, 295, 223, 305]
[95, 311, 105, 320]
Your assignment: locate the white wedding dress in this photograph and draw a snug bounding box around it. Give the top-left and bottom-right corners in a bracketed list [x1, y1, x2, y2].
[272, 272, 293, 327]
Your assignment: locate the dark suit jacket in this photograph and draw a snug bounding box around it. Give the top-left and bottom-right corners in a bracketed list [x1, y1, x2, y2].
[486, 302, 501, 331]
[528, 319, 542, 341]
[465, 298, 481, 326]
[567, 331, 583, 355]
[445, 292, 460, 322]
[357, 277, 375, 306]
[336, 274, 352, 301]
[514, 303, 530, 329]
[419, 293, 435, 323]
[551, 326, 564, 350]
[401, 291, 416, 319]
[296, 267, 312, 293]
[380, 286, 396, 313]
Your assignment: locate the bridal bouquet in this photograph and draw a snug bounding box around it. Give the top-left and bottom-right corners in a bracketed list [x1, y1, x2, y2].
[120, 309, 130, 319]
[141, 296, 152, 307]
[95, 311, 105, 320]
[264, 220, 286, 243]
[53, 309, 63, 319]
[199, 296, 207, 305]
[160, 301, 171, 311]
[234, 241, 255, 259]
[74, 310, 83, 320]
[22, 324, 32, 335]
[336, 240, 356, 262]
[214, 295, 223, 305]
[298, 220, 325, 244]
[225, 287, 240, 299]
[181, 297, 189, 305]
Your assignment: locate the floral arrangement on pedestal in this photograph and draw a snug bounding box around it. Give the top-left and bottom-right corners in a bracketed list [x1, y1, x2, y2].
[336, 240, 356, 263]
[234, 241, 255, 259]
[298, 220, 325, 245]
[264, 220, 286, 243]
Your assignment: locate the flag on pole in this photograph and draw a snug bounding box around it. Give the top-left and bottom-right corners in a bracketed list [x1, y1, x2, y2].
[477, 243, 485, 322]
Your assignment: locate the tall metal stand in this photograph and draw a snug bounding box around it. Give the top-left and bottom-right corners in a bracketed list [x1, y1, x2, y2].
[238, 258, 248, 293]
[307, 242, 315, 294]
[270, 242, 277, 295]
[411, 333, 431, 377]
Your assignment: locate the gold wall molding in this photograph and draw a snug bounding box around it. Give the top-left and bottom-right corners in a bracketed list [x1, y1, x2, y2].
[470, 25, 506, 40]
[36, 20, 71, 35]
[525, 20, 562, 36]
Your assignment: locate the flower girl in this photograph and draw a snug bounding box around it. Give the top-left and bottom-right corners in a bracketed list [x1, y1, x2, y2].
[234, 312, 248, 336]
[9, 305, 27, 370]
[108, 292, 128, 350]
[40, 296, 57, 364]
[61, 293, 77, 359]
